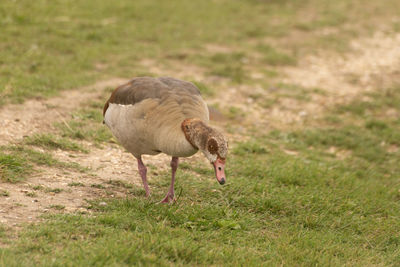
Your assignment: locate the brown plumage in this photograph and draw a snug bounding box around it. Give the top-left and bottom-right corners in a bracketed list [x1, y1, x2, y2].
[103, 77, 228, 203]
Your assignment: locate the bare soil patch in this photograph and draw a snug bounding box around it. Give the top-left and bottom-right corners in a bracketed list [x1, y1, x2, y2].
[0, 78, 126, 145]
[210, 32, 400, 130]
[279, 32, 400, 118]
[283, 32, 400, 96]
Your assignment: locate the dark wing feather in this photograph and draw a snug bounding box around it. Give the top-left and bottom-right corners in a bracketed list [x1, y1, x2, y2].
[103, 77, 201, 116]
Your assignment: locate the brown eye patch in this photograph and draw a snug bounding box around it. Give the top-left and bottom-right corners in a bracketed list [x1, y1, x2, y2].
[207, 138, 218, 154]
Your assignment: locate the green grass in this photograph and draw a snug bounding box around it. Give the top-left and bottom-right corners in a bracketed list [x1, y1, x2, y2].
[30, 185, 64, 194]
[24, 133, 88, 153]
[2, 0, 400, 105]
[233, 141, 269, 156]
[0, 190, 10, 197]
[24, 192, 37, 198]
[256, 44, 297, 66]
[106, 180, 134, 189]
[268, 87, 400, 184]
[45, 188, 63, 194]
[91, 184, 106, 189]
[12, 146, 87, 173]
[1, 86, 400, 265]
[242, 84, 326, 110]
[68, 182, 85, 187]
[56, 104, 114, 145]
[32, 185, 44, 191]
[191, 81, 215, 97]
[0, 145, 87, 183]
[226, 106, 246, 120]
[1, 146, 399, 265]
[0, 225, 7, 240]
[193, 52, 249, 84]
[49, 205, 65, 211]
[0, 152, 32, 183]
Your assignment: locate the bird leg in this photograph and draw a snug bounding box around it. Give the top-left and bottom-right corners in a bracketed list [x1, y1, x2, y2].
[137, 157, 150, 197]
[160, 157, 179, 203]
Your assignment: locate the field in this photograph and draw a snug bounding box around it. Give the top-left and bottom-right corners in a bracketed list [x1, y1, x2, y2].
[1, 0, 400, 265]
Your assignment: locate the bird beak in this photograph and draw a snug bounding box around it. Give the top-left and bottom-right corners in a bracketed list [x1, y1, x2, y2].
[212, 158, 226, 185]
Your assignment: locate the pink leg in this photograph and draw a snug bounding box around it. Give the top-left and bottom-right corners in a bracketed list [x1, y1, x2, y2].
[160, 157, 179, 203]
[137, 157, 150, 197]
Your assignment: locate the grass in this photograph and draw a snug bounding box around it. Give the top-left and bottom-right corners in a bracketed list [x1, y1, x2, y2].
[256, 44, 297, 66]
[0, 190, 10, 197]
[226, 106, 246, 120]
[1, 0, 400, 265]
[32, 185, 44, 191]
[24, 192, 37, 198]
[56, 104, 114, 145]
[0, 152, 32, 183]
[206, 52, 248, 83]
[91, 184, 106, 189]
[239, 83, 326, 110]
[106, 180, 134, 189]
[30, 185, 64, 194]
[24, 133, 88, 153]
[1, 150, 399, 265]
[0, 145, 87, 183]
[68, 182, 85, 187]
[233, 141, 269, 156]
[1, 0, 400, 105]
[49, 205, 65, 210]
[45, 188, 63, 194]
[0, 87, 399, 265]
[191, 81, 215, 97]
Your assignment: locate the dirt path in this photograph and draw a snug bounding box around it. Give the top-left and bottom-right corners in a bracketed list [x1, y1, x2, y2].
[211, 32, 400, 129]
[282, 32, 400, 100]
[1, 31, 400, 228]
[0, 78, 126, 145]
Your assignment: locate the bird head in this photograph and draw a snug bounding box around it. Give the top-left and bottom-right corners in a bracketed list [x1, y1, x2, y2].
[202, 135, 228, 185]
[182, 118, 228, 185]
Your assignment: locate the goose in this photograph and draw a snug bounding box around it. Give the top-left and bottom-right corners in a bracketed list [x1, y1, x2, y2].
[103, 77, 228, 203]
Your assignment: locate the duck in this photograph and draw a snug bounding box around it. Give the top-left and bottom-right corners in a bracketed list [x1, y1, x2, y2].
[103, 77, 228, 203]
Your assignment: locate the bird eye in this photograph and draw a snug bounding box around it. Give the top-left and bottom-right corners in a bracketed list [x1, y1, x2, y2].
[218, 167, 222, 171]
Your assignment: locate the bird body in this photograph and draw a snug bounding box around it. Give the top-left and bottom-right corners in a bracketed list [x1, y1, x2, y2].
[103, 77, 227, 202]
[104, 77, 208, 157]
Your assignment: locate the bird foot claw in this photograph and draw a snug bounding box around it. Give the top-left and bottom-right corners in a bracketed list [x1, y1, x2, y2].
[160, 194, 175, 204]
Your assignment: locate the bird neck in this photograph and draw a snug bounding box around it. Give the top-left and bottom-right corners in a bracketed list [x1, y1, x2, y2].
[181, 118, 213, 151]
